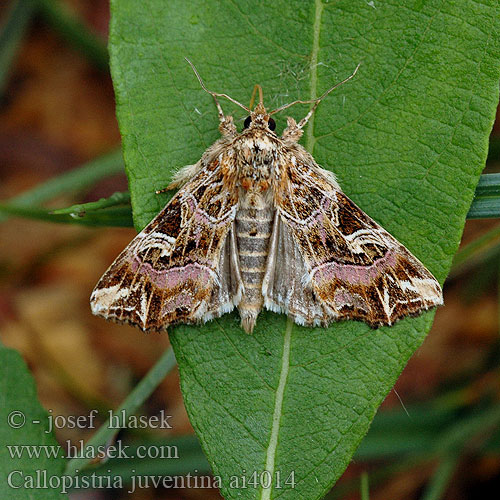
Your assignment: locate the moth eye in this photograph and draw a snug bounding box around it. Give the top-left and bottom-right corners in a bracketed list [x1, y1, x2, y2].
[268, 118, 276, 131]
[243, 116, 252, 129]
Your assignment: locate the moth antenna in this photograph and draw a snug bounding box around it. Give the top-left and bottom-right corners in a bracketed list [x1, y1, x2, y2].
[248, 84, 264, 110]
[269, 63, 361, 128]
[185, 58, 251, 121]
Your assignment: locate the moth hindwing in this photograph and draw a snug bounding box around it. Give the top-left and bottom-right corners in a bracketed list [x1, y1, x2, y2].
[91, 71, 442, 334]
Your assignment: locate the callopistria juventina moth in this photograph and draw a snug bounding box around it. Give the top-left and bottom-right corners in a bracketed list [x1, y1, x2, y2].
[91, 61, 443, 334]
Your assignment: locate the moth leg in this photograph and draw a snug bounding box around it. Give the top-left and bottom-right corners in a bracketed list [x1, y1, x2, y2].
[156, 162, 202, 193]
[219, 115, 237, 138]
[281, 117, 303, 144]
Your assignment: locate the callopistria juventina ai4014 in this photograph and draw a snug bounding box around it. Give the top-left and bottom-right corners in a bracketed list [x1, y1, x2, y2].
[91, 61, 443, 334]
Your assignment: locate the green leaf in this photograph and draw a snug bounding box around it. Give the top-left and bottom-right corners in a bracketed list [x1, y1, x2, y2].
[0, 345, 68, 499]
[109, 1, 500, 499]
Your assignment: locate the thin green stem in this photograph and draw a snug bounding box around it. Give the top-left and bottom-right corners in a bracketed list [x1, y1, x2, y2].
[0, 148, 124, 221]
[360, 472, 370, 500]
[0, 203, 133, 227]
[52, 191, 130, 215]
[64, 346, 177, 476]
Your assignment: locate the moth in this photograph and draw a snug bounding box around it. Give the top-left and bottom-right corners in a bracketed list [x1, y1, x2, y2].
[91, 61, 443, 334]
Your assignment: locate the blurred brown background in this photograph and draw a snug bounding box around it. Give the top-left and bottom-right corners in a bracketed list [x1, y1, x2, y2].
[0, 1, 499, 499]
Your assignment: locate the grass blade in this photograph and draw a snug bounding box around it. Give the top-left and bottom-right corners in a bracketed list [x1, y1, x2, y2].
[64, 346, 177, 476]
[89, 435, 210, 482]
[420, 454, 459, 500]
[467, 174, 500, 219]
[0, 0, 36, 94]
[35, 0, 108, 71]
[360, 472, 370, 500]
[450, 223, 500, 277]
[488, 137, 500, 162]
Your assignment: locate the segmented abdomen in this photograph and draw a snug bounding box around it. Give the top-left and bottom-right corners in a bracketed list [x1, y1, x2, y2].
[235, 207, 274, 332]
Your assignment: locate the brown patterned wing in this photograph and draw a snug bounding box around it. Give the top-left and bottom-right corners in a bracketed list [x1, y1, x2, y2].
[267, 157, 443, 328]
[90, 155, 242, 331]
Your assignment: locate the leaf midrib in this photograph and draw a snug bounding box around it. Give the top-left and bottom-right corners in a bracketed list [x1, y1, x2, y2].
[305, 0, 324, 153]
[260, 318, 293, 500]
[259, 2, 324, 497]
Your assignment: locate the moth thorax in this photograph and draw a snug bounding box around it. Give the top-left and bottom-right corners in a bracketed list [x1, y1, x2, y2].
[238, 141, 274, 196]
[235, 206, 274, 333]
[239, 186, 272, 210]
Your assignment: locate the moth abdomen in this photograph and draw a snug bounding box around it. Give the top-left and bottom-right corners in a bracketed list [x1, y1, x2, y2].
[235, 206, 274, 333]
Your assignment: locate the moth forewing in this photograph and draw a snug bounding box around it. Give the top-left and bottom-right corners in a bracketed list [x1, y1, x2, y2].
[271, 155, 443, 327]
[90, 153, 241, 331]
[91, 67, 443, 333]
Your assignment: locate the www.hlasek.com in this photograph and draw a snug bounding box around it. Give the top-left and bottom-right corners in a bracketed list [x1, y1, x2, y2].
[6, 440, 179, 460]
[7, 470, 297, 494]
